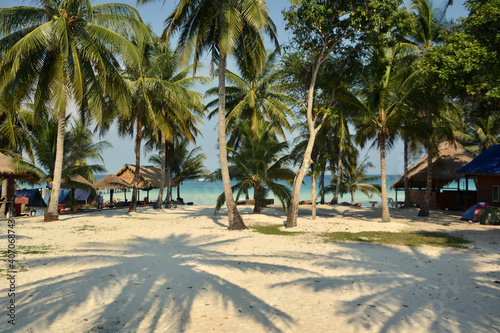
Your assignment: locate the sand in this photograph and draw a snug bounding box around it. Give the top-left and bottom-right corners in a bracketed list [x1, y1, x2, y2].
[1, 205, 499, 333]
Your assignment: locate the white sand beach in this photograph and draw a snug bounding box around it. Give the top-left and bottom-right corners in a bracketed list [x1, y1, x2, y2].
[2, 205, 500, 333]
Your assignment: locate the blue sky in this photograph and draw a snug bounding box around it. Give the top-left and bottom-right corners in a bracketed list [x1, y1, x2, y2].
[3, 0, 469, 176]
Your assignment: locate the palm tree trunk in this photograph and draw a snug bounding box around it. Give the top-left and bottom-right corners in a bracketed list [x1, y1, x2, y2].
[379, 132, 391, 222]
[312, 175, 317, 220]
[351, 191, 355, 205]
[166, 141, 173, 204]
[218, 52, 245, 230]
[333, 145, 343, 204]
[156, 133, 166, 209]
[1, 178, 7, 216]
[418, 147, 433, 216]
[403, 139, 412, 208]
[45, 111, 66, 222]
[419, 106, 433, 217]
[253, 186, 261, 214]
[319, 172, 325, 204]
[129, 108, 143, 213]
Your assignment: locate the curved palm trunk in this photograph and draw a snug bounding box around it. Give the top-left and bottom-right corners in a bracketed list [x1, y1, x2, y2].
[350, 190, 355, 205]
[333, 145, 343, 204]
[219, 52, 245, 230]
[155, 134, 166, 209]
[379, 132, 391, 222]
[45, 112, 66, 222]
[129, 108, 143, 213]
[311, 175, 317, 220]
[166, 141, 173, 204]
[403, 139, 412, 208]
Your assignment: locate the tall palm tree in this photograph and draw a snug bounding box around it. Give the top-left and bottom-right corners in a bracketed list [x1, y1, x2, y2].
[152, 0, 278, 230]
[213, 121, 294, 214]
[454, 115, 500, 155]
[406, 0, 455, 217]
[341, 45, 417, 222]
[119, 36, 205, 212]
[206, 50, 298, 147]
[0, 1, 146, 221]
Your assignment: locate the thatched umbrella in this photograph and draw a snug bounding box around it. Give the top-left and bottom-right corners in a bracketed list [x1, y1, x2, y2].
[115, 164, 177, 203]
[94, 174, 132, 204]
[0, 152, 37, 216]
[60, 175, 95, 208]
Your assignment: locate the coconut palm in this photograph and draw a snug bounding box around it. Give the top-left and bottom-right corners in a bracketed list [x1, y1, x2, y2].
[205, 49, 298, 147]
[0, 1, 147, 221]
[406, 0, 455, 217]
[213, 121, 294, 214]
[327, 156, 381, 205]
[152, 0, 278, 230]
[134, 39, 206, 209]
[454, 115, 500, 155]
[341, 44, 417, 222]
[119, 35, 205, 212]
[13, 113, 109, 191]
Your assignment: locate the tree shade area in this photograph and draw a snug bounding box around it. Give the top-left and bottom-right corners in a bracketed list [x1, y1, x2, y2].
[0, 0, 498, 225]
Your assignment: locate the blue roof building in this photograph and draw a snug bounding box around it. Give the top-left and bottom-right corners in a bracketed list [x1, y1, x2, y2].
[457, 145, 500, 206]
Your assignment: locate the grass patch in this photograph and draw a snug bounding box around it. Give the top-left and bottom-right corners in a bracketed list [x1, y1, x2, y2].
[322, 231, 470, 248]
[250, 224, 304, 236]
[74, 224, 97, 233]
[119, 217, 150, 220]
[1, 245, 55, 256]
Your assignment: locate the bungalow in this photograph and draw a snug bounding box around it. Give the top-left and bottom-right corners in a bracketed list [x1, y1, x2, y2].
[456, 145, 500, 207]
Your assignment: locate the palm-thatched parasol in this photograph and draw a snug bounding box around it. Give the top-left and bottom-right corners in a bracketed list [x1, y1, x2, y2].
[94, 174, 132, 204]
[391, 141, 475, 189]
[60, 175, 95, 190]
[0, 152, 37, 216]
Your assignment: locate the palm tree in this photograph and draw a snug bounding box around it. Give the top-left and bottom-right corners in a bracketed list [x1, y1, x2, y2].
[213, 121, 294, 214]
[454, 115, 500, 155]
[341, 45, 417, 222]
[153, 0, 278, 230]
[206, 50, 298, 147]
[406, 0, 455, 217]
[0, 1, 146, 221]
[13, 113, 109, 193]
[119, 36, 205, 212]
[149, 138, 209, 201]
[327, 156, 381, 205]
[133, 38, 206, 209]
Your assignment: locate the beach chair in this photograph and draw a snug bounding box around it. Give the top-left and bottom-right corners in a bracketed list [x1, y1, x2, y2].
[388, 198, 397, 208]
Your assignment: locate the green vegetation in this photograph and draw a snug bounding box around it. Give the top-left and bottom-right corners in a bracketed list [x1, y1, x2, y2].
[1, 245, 54, 256]
[250, 224, 303, 236]
[73, 225, 98, 233]
[322, 231, 470, 248]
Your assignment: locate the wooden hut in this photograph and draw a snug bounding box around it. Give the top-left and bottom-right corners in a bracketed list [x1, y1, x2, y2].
[391, 141, 476, 210]
[456, 145, 500, 207]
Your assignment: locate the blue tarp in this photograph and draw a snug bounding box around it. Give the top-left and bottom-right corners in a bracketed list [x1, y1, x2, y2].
[14, 189, 46, 206]
[43, 190, 70, 205]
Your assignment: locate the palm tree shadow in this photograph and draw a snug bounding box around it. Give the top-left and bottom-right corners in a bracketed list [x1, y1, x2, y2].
[12, 234, 302, 332]
[270, 241, 500, 332]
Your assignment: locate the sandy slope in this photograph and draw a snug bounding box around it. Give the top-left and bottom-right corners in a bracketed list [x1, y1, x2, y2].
[1, 205, 499, 333]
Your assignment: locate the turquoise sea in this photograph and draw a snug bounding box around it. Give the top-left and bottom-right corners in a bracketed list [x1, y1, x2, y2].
[98, 174, 405, 207]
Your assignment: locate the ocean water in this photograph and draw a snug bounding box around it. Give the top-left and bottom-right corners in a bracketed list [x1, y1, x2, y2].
[99, 175, 404, 207]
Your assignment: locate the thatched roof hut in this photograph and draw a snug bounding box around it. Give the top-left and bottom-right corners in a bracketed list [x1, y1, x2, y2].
[60, 175, 95, 190]
[391, 141, 475, 189]
[115, 164, 176, 189]
[94, 174, 131, 190]
[0, 152, 36, 180]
